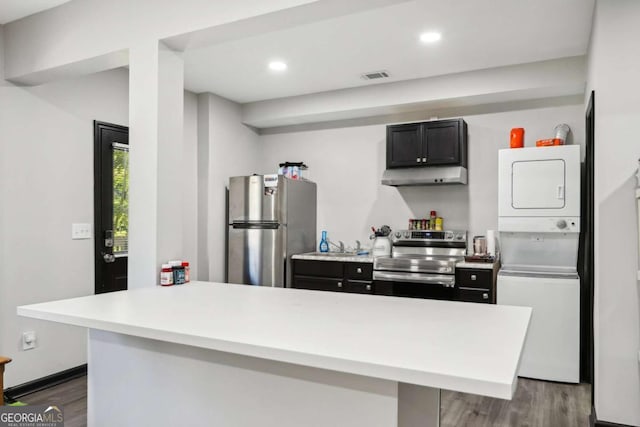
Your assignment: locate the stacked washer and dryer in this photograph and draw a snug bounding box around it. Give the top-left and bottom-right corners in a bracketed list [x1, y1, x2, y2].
[497, 145, 581, 383]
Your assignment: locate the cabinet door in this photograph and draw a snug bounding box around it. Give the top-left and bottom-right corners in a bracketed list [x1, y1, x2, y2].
[344, 280, 374, 294]
[344, 263, 373, 280]
[292, 276, 345, 292]
[386, 124, 423, 168]
[422, 120, 461, 165]
[294, 260, 343, 278]
[455, 268, 492, 289]
[457, 287, 492, 304]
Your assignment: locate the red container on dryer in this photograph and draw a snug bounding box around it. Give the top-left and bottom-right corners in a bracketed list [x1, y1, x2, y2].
[510, 128, 525, 148]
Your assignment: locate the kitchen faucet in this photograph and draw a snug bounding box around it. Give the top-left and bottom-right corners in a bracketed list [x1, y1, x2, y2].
[328, 239, 345, 253]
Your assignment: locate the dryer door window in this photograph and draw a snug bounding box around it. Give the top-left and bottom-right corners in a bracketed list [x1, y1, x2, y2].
[512, 159, 566, 209]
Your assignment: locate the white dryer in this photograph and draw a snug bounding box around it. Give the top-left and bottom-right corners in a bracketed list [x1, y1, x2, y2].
[498, 145, 580, 232]
[497, 145, 581, 383]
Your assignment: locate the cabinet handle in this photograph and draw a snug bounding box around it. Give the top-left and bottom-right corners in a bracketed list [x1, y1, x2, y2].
[422, 157, 427, 162]
[483, 293, 489, 300]
[366, 284, 372, 291]
[416, 157, 421, 163]
[337, 282, 343, 288]
[356, 267, 362, 274]
[471, 274, 477, 281]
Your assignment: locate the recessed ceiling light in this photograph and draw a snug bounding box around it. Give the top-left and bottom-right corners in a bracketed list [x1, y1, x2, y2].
[268, 61, 287, 71]
[420, 32, 442, 44]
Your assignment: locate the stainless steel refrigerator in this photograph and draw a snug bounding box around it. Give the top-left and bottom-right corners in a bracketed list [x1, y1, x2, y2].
[227, 175, 317, 287]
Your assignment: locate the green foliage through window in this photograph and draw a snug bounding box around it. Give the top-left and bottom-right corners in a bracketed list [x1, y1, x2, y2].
[113, 148, 129, 253]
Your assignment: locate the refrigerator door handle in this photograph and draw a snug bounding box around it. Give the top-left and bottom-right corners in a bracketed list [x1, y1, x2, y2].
[231, 222, 280, 230]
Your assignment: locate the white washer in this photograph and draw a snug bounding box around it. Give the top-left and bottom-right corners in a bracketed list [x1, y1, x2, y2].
[497, 271, 580, 383]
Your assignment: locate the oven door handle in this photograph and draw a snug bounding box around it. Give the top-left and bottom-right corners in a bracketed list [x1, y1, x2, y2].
[373, 271, 455, 287]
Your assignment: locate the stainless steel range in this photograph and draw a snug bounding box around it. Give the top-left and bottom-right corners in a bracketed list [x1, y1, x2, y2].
[373, 230, 467, 300]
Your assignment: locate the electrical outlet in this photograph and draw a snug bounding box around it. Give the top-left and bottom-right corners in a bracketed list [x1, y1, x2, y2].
[72, 223, 92, 240]
[22, 331, 36, 351]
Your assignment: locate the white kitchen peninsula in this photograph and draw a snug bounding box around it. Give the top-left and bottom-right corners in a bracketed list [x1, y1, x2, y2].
[18, 282, 531, 427]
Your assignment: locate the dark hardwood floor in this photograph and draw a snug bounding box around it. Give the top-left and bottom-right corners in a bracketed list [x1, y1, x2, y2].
[18, 375, 590, 427]
[17, 376, 87, 427]
[441, 378, 591, 427]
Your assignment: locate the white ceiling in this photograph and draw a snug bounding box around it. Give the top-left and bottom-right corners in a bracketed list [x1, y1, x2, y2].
[182, 0, 594, 103]
[0, 0, 71, 24]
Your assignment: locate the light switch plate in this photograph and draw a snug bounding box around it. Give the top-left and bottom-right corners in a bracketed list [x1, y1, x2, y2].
[72, 223, 92, 240]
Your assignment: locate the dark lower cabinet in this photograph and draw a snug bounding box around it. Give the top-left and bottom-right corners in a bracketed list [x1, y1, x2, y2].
[344, 280, 373, 294]
[292, 259, 373, 295]
[293, 259, 498, 305]
[455, 266, 498, 304]
[372, 281, 457, 300]
[293, 276, 344, 293]
[457, 288, 492, 303]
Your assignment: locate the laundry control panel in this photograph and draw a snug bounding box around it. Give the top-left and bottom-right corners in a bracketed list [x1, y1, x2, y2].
[498, 217, 580, 233]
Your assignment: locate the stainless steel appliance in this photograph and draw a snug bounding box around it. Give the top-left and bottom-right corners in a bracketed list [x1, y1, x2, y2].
[373, 230, 467, 299]
[227, 175, 317, 287]
[473, 236, 487, 255]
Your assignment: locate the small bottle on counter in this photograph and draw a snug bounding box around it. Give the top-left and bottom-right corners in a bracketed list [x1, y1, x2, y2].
[319, 231, 329, 253]
[160, 264, 174, 286]
[169, 260, 186, 285]
[182, 261, 190, 283]
[435, 217, 443, 231]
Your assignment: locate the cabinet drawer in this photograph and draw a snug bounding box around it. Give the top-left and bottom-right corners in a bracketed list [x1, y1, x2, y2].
[456, 268, 492, 288]
[457, 287, 492, 304]
[294, 260, 344, 278]
[292, 276, 344, 293]
[344, 263, 373, 280]
[344, 280, 373, 294]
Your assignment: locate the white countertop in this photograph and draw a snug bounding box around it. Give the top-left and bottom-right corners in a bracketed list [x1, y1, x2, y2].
[292, 252, 374, 263]
[456, 261, 498, 270]
[18, 282, 530, 399]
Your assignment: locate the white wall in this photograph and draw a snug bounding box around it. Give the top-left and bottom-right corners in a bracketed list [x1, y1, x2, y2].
[199, 93, 261, 282]
[0, 67, 129, 387]
[258, 104, 584, 251]
[587, 1, 640, 425]
[182, 91, 199, 279]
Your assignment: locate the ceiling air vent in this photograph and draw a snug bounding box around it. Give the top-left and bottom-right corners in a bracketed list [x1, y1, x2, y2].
[361, 70, 390, 80]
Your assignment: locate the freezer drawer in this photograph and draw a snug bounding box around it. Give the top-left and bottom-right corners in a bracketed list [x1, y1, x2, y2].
[497, 273, 580, 383]
[228, 226, 285, 287]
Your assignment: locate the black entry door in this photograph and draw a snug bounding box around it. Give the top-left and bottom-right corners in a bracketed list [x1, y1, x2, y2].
[94, 121, 129, 294]
[580, 92, 595, 388]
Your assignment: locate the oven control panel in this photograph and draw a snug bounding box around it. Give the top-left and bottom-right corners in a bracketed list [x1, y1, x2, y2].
[392, 230, 467, 242]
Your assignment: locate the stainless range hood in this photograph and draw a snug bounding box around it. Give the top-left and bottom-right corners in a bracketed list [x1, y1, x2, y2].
[381, 166, 468, 186]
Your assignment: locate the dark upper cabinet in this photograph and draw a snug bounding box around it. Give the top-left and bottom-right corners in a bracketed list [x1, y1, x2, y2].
[386, 118, 467, 168]
[386, 123, 423, 167]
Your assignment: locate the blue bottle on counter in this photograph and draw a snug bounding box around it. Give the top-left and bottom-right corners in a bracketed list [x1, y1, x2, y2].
[319, 231, 329, 253]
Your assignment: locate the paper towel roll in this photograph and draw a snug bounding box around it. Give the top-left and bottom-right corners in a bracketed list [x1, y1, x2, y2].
[487, 230, 497, 256]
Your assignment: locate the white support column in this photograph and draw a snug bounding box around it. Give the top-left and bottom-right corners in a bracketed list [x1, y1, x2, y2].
[196, 93, 211, 281]
[128, 40, 184, 288]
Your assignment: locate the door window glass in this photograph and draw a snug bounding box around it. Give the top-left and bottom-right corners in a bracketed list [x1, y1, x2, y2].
[113, 146, 129, 254]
